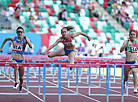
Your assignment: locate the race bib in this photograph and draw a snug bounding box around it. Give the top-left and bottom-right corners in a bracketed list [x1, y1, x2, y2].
[129, 44, 138, 53]
[12, 42, 23, 52]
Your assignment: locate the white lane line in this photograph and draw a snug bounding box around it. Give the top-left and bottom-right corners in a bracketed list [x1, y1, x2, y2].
[80, 81, 138, 99]
[45, 80, 101, 102]
[3, 74, 43, 102]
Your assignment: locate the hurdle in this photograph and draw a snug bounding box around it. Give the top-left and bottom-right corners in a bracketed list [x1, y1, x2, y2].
[0, 57, 136, 102]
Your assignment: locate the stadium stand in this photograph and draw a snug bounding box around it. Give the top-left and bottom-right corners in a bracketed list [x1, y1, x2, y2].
[0, 0, 127, 57]
[100, 0, 138, 36]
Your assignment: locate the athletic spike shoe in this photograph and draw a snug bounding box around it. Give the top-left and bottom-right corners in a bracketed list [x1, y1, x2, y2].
[134, 88, 137, 93]
[19, 86, 22, 93]
[13, 83, 19, 89]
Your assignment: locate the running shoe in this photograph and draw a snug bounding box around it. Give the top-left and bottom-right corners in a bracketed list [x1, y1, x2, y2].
[13, 83, 19, 89]
[134, 88, 137, 93]
[19, 86, 22, 93]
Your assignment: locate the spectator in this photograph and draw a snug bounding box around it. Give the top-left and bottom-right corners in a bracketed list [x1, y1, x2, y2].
[91, 43, 96, 56]
[90, 2, 95, 10]
[129, 0, 134, 6]
[38, 43, 47, 55]
[89, 10, 94, 17]
[7, 42, 12, 54]
[84, 43, 91, 56]
[37, 1, 45, 8]
[72, 5, 80, 15]
[24, 3, 29, 12]
[38, 13, 43, 20]
[4, 16, 9, 29]
[131, 16, 135, 22]
[68, 0, 74, 5]
[28, 41, 34, 55]
[111, 8, 118, 18]
[61, 0, 68, 5]
[80, 2, 88, 9]
[81, 0, 87, 5]
[78, 44, 85, 56]
[3, 9, 10, 29]
[126, 0, 130, 6]
[111, 2, 117, 9]
[16, 0, 23, 7]
[29, 1, 35, 8]
[95, 41, 104, 57]
[21, 5, 25, 12]
[94, 11, 99, 18]
[15, 5, 21, 11]
[34, 14, 38, 21]
[29, 14, 34, 20]
[4, 8, 10, 17]
[58, 7, 67, 21]
[24, 44, 29, 54]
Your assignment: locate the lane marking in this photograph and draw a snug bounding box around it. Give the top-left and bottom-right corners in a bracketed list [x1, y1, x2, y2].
[2, 73, 43, 102]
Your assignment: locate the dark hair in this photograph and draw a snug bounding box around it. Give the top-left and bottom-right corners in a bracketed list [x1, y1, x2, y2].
[61, 26, 74, 32]
[16, 26, 24, 32]
[129, 30, 136, 35]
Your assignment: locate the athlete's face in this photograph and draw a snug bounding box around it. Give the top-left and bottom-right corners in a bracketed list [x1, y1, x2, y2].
[61, 29, 68, 38]
[129, 32, 136, 41]
[16, 28, 24, 38]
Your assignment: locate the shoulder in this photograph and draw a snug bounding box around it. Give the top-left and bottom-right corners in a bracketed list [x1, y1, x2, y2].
[124, 40, 128, 43]
[69, 34, 74, 39]
[6, 37, 14, 41]
[56, 37, 62, 42]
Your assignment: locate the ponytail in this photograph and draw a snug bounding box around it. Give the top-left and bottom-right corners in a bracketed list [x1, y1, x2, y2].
[61, 26, 74, 31]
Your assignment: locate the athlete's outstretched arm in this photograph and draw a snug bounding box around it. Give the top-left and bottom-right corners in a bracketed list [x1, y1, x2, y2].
[120, 40, 129, 53]
[0, 37, 14, 53]
[43, 38, 61, 55]
[24, 36, 33, 49]
[70, 32, 91, 41]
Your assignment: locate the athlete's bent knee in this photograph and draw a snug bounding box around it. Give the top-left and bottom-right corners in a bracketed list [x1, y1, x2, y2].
[48, 54, 52, 58]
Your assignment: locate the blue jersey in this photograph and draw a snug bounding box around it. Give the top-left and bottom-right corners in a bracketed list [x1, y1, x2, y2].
[12, 37, 26, 54]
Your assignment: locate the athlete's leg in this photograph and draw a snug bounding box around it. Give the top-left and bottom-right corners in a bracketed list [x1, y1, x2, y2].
[10, 60, 18, 83]
[124, 68, 131, 86]
[48, 48, 65, 58]
[68, 51, 76, 63]
[18, 67, 24, 87]
[132, 68, 138, 89]
[68, 51, 77, 69]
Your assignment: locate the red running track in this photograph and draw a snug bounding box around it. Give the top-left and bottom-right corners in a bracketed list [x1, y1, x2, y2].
[0, 69, 138, 102]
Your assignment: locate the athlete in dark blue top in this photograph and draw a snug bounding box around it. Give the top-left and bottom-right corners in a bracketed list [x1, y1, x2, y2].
[0, 26, 32, 93]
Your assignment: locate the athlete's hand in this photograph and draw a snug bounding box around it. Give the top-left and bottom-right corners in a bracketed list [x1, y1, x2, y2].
[24, 35, 27, 40]
[0, 48, 3, 53]
[43, 51, 47, 55]
[88, 36, 91, 41]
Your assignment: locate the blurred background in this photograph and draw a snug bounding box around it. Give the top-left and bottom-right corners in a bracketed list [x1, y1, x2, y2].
[0, 0, 137, 58]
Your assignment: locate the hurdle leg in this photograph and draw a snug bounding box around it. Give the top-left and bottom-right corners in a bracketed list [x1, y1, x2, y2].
[43, 64, 46, 102]
[121, 65, 124, 102]
[79, 68, 81, 82]
[8, 67, 11, 80]
[126, 80, 128, 96]
[76, 67, 78, 94]
[88, 67, 91, 96]
[99, 68, 101, 87]
[58, 64, 61, 102]
[26, 67, 29, 94]
[106, 65, 109, 102]
[67, 68, 70, 87]
[38, 67, 41, 95]
[113, 66, 116, 83]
